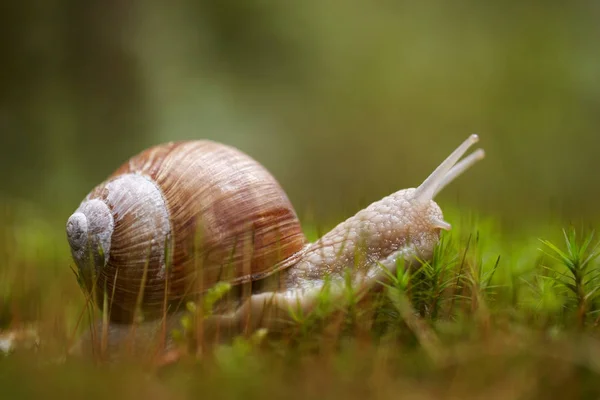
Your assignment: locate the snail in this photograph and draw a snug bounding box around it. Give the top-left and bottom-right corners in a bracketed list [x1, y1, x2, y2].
[66, 134, 484, 353]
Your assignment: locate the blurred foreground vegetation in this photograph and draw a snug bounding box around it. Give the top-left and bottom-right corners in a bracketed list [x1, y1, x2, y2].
[3, 208, 600, 398]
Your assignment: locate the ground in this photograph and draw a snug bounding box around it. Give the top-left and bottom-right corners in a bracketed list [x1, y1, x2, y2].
[2, 207, 600, 399]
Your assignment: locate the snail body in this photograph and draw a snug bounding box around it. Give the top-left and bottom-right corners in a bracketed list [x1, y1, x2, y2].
[67, 135, 484, 334]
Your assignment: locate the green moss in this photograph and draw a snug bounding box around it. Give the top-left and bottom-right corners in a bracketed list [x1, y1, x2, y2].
[3, 207, 600, 398]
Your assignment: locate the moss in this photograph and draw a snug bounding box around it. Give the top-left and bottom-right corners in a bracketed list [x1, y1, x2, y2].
[3, 206, 600, 398]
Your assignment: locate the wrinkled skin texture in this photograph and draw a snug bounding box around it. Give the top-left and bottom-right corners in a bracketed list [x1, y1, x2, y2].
[285, 189, 443, 289]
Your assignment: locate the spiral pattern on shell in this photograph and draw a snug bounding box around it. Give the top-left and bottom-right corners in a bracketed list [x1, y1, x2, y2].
[66, 141, 307, 322]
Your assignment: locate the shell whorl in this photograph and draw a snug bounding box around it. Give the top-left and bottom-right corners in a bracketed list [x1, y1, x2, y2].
[67, 174, 172, 317]
[66, 199, 114, 287]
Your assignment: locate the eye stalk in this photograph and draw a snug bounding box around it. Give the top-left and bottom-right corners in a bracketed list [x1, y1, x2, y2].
[414, 134, 485, 204]
[414, 134, 485, 233]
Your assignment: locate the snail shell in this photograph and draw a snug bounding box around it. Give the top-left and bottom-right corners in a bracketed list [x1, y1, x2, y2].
[66, 141, 306, 323]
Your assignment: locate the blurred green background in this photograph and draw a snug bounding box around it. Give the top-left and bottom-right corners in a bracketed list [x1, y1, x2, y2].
[1, 0, 600, 233]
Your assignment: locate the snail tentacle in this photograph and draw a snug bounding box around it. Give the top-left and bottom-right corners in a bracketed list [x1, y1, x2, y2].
[414, 133, 481, 203]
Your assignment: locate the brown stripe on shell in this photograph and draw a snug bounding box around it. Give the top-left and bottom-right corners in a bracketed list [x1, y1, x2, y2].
[102, 140, 306, 320]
